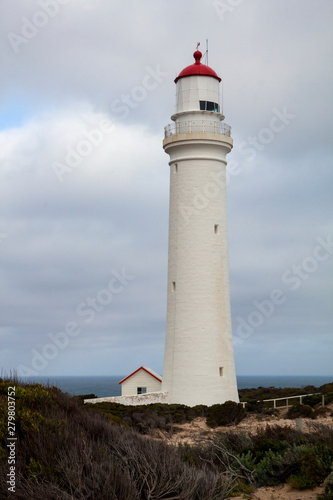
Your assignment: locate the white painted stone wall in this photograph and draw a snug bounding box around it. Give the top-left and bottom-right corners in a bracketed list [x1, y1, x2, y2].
[162, 71, 239, 407]
[121, 370, 162, 396]
[84, 391, 168, 406]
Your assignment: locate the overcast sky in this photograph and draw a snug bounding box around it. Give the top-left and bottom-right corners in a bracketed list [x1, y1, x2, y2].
[1, 0, 332, 379]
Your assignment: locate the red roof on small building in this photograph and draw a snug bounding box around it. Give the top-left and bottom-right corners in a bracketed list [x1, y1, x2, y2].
[119, 366, 162, 385]
[174, 50, 221, 83]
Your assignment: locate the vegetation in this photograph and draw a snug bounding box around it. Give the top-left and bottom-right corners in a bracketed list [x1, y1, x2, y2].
[239, 383, 333, 407]
[206, 401, 246, 428]
[0, 377, 332, 499]
[0, 378, 227, 499]
[324, 464, 333, 495]
[178, 424, 333, 495]
[81, 400, 246, 432]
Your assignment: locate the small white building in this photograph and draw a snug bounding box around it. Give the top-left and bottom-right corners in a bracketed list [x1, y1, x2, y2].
[119, 366, 162, 396]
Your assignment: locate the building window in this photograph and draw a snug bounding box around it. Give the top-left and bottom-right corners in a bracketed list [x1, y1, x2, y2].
[214, 224, 219, 234]
[174, 163, 178, 173]
[206, 101, 215, 111]
[137, 387, 147, 394]
[219, 367, 224, 377]
[172, 281, 176, 292]
[199, 101, 220, 113]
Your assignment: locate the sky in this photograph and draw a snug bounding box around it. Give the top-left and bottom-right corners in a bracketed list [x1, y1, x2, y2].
[1, 0, 332, 379]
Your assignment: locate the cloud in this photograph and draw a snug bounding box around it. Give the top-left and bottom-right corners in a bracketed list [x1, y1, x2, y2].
[0, 0, 332, 377]
[1, 108, 168, 375]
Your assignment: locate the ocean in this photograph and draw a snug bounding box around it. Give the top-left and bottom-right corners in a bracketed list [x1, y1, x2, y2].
[20, 375, 333, 398]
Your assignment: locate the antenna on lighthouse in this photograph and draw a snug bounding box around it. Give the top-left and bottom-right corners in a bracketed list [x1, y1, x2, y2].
[205, 39, 209, 65]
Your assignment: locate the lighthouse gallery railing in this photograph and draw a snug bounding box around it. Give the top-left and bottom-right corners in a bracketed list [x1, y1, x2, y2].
[164, 121, 231, 138]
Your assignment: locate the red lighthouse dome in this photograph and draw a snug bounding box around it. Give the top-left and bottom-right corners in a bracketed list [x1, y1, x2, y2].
[174, 50, 221, 83]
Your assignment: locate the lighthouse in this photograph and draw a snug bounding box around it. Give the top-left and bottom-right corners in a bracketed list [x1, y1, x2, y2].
[161, 47, 239, 406]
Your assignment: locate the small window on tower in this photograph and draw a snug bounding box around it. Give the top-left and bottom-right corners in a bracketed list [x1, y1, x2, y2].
[214, 224, 219, 234]
[206, 101, 215, 111]
[172, 281, 176, 292]
[219, 367, 224, 377]
[174, 163, 178, 173]
[199, 101, 220, 112]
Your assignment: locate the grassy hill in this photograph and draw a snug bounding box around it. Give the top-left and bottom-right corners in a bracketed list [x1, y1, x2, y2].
[1, 377, 333, 499]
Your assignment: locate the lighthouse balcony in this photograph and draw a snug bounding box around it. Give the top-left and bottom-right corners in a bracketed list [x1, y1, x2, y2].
[164, 120, 231, 138]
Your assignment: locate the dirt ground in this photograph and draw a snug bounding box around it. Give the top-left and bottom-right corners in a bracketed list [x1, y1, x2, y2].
[164, 410, 333, 446]
[159, 407, 333, 499]
[230, 483, 323, 500]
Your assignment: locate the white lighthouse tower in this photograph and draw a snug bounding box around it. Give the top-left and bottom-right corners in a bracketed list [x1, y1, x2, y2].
[161, 47, 239, 406]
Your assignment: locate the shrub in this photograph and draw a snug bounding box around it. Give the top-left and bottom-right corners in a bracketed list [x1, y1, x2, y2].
[320, 383, 333, 394]
[123, 409, 172, 434]
[313, 407, 330, 419]
[179, 443, 203, 467]
[288, 444, 333, 489]
[238, 386, 305, 403]
[228, 479, 254, 497]
[303, 394, 322, 407]
[72, 393, 97, 404]
[85, 402, 209, 433]
[206, 401, 246, 427]
[214, 431, 253, 457]
[324, 465, 333, 494]
[255, 448, 290, 485]
[0, 379, 227, 499]
[285, 403, 313, 419]
[262, 408, 280, 417]
[251, 425, 303, 455]
[288, 472, 316, 489]
[245, 399, 264, 413]
[324, 392, 333, 405]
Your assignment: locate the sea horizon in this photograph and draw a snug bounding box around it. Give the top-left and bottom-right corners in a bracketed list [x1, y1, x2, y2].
[18, 374, 333, 398]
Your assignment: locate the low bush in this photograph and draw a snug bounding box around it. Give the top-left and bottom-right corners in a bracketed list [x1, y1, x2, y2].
[251, 425, 305, 455]
[285, 403, 313, 419]
[324, 464, 333, 495]
[303, 394, 322, 407]
[288, 444, 332, 489]
[288, 472, 316, 489]
[122, 409, 172, 434]
[324, 392, 333, 405]
[206, 401, 246, 427]
[320, 384, 333, 394]
[72, 393, 97, 404]
[84, 401, 209, 434]
[203, 425, 333, 493]
[0, 379, 229, 499]
[313, 406, 331, 419]
[238, 386, 306, 403]
[2, 379, 332, 498]
[245, 399, 264, 413]
[263, 408, 280, 418]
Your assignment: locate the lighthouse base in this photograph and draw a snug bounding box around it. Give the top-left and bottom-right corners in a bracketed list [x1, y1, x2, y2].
[84, 388, 239, 407]
[84, 391, 169, 406]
